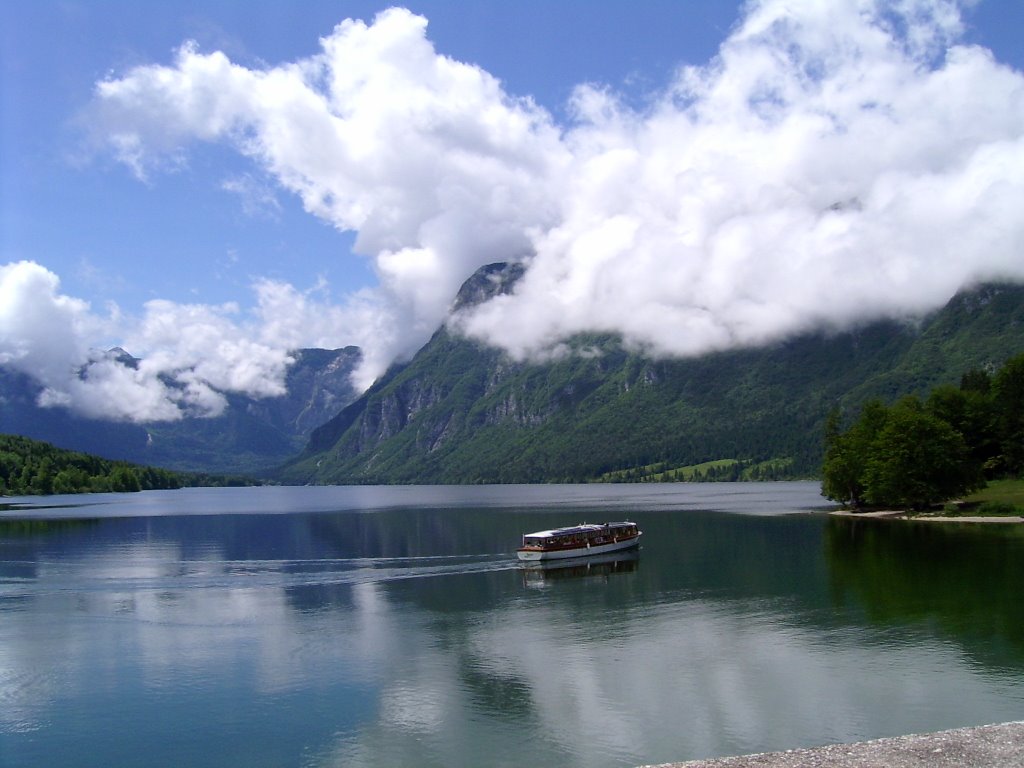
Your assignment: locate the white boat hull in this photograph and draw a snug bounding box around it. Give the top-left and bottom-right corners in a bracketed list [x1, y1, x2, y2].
[516, 534, 641, 562]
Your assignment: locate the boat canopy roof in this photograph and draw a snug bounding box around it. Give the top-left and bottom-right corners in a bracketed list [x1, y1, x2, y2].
[523, 522, 637, 539]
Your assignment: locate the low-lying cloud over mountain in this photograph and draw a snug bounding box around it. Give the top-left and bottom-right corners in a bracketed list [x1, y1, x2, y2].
[0, 262, 336, 421]
[4, 0, 1024, 422]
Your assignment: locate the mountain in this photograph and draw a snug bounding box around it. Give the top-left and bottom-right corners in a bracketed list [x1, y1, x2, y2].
[0, 347, 361, 475]
[7, 268, 1023, 485]
[281, 270, 1024, 485]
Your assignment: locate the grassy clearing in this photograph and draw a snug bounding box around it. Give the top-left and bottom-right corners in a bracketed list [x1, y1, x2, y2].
[665, 459, 739, 481]
[597, 457, 794, 483]
[598, 459, 737, 482]
[965, 479, 1024, 508]
[920, 479, 1024, 517]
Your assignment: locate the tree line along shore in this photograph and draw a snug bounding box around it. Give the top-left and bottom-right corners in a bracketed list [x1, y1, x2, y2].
[0, 433, 255, 496]
[3, 353, 1023, 507]
[822, 354, 1024, 515]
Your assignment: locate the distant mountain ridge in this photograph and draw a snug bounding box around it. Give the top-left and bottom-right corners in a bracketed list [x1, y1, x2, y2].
[0, 347, 361, 475]
[6, 268, 1024, 484]
[280, 270, 1024, 484]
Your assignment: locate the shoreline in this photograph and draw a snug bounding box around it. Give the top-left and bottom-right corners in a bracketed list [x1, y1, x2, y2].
[830, 509, 1024, 524]
[641, 721, 1024, 768]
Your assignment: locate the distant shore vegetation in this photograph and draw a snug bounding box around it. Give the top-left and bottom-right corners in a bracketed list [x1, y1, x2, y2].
[822, 353, 1024, 511]
[597, 457, 796, 483]
[0, 434, 257, 496]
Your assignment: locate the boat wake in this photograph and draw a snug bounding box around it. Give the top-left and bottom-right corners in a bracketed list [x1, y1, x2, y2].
[0, 553, 522, 599]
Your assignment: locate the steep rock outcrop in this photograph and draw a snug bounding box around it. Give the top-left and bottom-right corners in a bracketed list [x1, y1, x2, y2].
[282, 269, 1024, 485]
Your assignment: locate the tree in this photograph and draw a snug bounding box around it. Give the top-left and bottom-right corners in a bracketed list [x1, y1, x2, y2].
[28, 456, 52, 494]
[109, 466, 142, 493]
[926, 384, 998, 476]
[52, 467, 90, 494]
[862, 398, 982, 509]
[823, 354, 1024, 509]
[960, 367, 992, 395]
[993, 354, 1024, 477]
[821, 401, 888, 506]
[0, 434, 217, 496]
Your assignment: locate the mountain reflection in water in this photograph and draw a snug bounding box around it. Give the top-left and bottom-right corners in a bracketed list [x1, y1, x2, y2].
[2, 484, 1024, 768]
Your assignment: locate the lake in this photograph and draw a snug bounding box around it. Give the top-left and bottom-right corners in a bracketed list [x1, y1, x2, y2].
[2, 482, 1023, 767]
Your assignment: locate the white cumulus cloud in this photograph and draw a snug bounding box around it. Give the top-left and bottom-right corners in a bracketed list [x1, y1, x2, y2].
[91, 7, 566, 385]
[42, 0, 1024, 407]
[0, 261, 98, 385]
[456, 0, 1024, 357]
[0, 261, 301, 422]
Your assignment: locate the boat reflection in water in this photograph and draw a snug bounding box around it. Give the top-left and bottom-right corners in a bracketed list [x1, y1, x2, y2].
[520, 549, 640, 588]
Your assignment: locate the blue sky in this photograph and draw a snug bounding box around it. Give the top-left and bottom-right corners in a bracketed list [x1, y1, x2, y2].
[2, 1, 740, 310]
[2, 1, 1023, 421]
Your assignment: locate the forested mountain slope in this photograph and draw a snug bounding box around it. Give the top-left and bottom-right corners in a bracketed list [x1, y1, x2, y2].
[281, 272, 1024, 484]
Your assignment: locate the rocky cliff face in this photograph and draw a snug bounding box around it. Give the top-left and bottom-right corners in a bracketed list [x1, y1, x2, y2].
[305, 262, 528, 461]
[0, 366, 151, 462]
[282, 271, 1024, 485]
[9, 265, 1024, 484]
[244, 347, 362, 437]
[449, 261, 526, 312]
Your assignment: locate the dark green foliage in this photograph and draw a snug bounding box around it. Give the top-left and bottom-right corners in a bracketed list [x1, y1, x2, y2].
[960, 368, 992, 394]
[0, 433, 252, 496]
[863, 398, 980, 509]
[282, 282, 1024, 485]
[823, 355, 1024, 509]
[993, 355, 1024, 476]
[926, 384, 999, 472]
[821, 401, 889, 506]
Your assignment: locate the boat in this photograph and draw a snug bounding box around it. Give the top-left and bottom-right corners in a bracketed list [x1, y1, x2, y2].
[516, 521, 642, 562]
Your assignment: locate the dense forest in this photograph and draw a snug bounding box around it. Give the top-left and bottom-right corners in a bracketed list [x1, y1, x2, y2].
[0, 434, 253, 496]
[822, 354, 1024, 509]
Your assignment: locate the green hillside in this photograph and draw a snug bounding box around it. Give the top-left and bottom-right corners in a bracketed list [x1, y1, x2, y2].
[280, 281, 1024, 485]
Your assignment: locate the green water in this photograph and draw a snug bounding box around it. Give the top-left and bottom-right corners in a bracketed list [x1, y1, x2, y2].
[1, 483, 1022, 766]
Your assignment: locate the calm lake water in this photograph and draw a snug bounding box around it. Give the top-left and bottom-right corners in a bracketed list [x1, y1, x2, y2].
[2, 482, 1023, 767]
